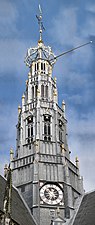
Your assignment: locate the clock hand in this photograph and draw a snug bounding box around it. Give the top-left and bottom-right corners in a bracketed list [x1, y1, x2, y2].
[46, 188, 55, 199]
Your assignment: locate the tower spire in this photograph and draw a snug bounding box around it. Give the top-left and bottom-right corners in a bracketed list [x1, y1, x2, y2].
[36, 4, 45, 42]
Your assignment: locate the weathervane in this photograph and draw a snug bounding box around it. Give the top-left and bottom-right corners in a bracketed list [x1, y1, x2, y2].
[36, 4, 45, 41]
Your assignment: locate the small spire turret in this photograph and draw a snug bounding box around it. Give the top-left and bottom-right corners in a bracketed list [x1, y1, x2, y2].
[4, 164, 8, 178]
[18, 105, 21, 114]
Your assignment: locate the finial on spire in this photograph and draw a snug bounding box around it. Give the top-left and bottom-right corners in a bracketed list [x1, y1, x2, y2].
[75, 156, 79, 169]
[10, 147, 14, 161]
[36, 4, 45, 41]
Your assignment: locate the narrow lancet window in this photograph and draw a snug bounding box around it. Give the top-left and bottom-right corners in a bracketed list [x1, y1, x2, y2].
[32, 86, 34, 99]
[44, 63, 45, 71]
[35, 85, 38, 98]
[37, 62, 39, 70]
[44, 115, 51, 141]
[41, 62, 46, 73]
[35, 63, 36, 72]
[41, 63, 43, 70]
[41, 85, 44, 97]
[27, 116, 33, 144]
[59, 130, 62, 142]
[45, 85, 48, 98]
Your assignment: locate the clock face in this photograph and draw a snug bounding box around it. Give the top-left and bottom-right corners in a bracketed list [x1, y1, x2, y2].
[40, 184, 63, 205]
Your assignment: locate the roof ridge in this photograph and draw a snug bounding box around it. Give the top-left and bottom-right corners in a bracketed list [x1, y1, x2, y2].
[84, 189, 95, 195]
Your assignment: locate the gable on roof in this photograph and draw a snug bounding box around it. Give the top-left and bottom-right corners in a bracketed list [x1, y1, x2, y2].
[0, 175, 37, 225]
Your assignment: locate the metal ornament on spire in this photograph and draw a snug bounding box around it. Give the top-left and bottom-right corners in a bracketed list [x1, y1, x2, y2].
[24, 5, 56, 68]
[36, 4, 45, 41]
[24, 6, 93, 68]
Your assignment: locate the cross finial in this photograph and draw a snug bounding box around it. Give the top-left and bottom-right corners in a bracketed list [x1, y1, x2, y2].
[36, 4, 45, 41]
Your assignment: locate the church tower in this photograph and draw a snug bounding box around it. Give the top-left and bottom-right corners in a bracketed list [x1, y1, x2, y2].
[11, 6, 84, 225]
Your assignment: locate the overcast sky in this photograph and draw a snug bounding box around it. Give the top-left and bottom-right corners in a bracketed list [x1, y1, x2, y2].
[0, 0, 95, 192]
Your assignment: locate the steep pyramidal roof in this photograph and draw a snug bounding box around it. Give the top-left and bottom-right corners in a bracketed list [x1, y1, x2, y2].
[73, 191, 95, 225]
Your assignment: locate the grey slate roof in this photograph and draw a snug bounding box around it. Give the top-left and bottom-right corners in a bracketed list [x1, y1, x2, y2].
[1, 174, 95, 225]
[73, 190, 95, 225]
[0, 175, 37, 225]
